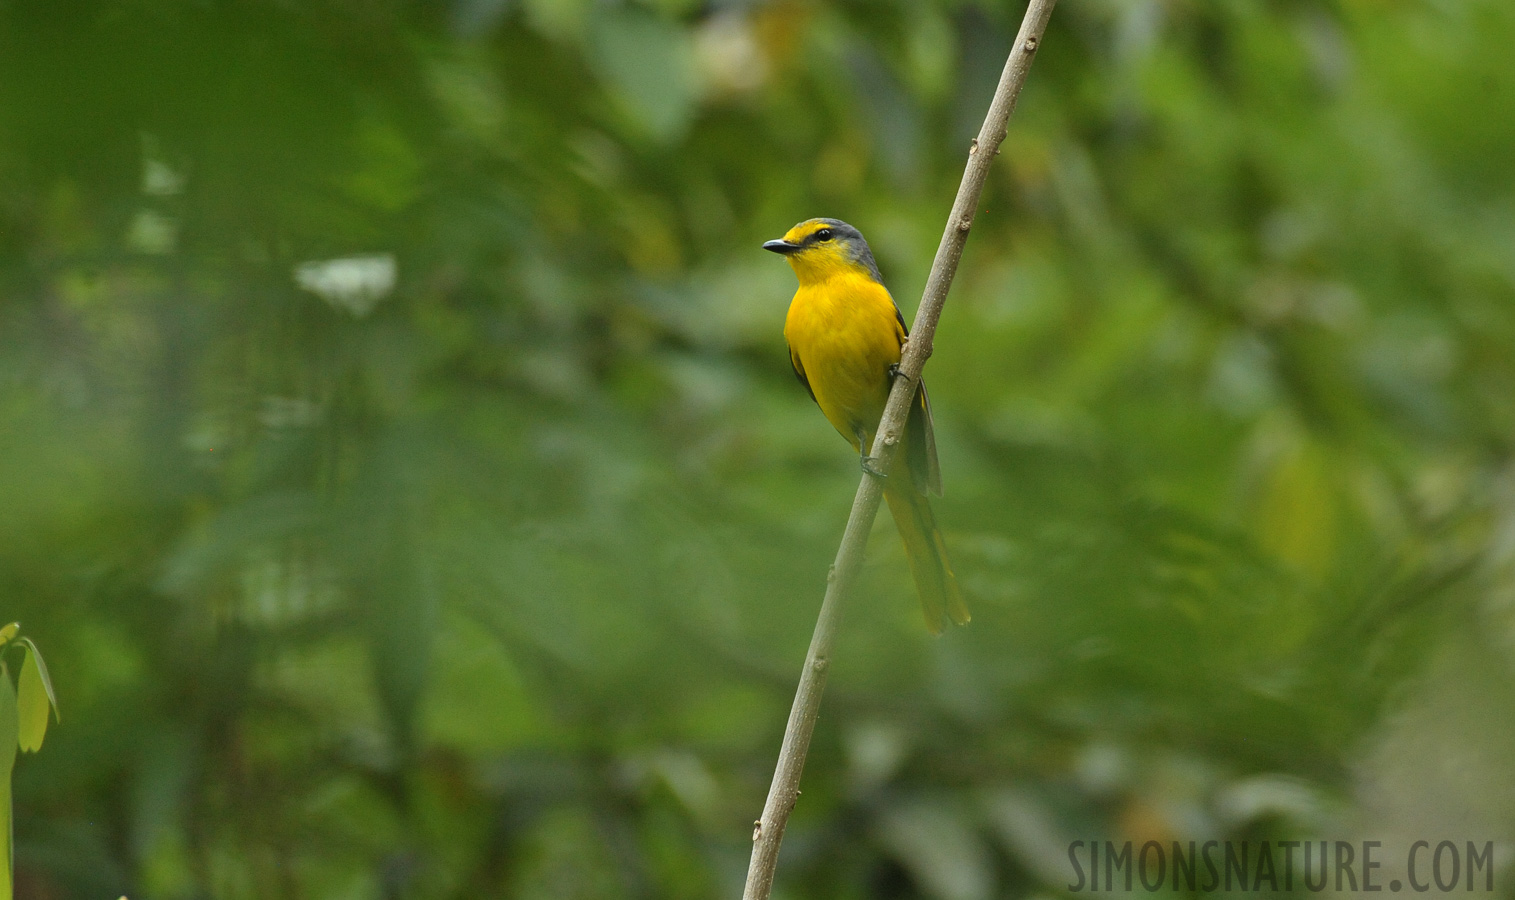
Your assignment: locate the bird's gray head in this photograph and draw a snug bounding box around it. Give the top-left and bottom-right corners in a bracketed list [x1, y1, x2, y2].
[762, 217, 883, 283]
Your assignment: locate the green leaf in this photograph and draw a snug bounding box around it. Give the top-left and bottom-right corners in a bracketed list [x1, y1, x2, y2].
[16, 640, 57, 723]
[17, 648, 48, 753]
[0, 626, 15, 649]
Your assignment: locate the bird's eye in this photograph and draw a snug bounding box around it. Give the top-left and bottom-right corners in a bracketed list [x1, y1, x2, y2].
[815, 228, 834, 242]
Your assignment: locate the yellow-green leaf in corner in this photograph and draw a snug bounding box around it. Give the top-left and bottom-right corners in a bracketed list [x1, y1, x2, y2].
[16, 639, 57, 723]
[17, 646, 49, 753]
[0, 625, 16, 648]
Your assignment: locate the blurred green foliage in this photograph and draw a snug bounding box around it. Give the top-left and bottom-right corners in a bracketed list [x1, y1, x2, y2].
[2, 0, 1514, 897]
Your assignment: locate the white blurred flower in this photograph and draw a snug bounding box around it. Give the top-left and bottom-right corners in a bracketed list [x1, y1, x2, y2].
[142, 158, 185, 196]
[694, 10, 765, 96]
[295, 254, 397, 317]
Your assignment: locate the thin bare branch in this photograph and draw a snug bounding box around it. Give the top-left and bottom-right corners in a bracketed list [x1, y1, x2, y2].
[741, 3, 1059, 898]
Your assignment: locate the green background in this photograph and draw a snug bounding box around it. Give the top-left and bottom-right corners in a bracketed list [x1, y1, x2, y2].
[2, 0, 1514, 896]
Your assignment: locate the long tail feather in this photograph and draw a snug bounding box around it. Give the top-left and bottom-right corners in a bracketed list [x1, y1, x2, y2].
[883, 482, 970, 634]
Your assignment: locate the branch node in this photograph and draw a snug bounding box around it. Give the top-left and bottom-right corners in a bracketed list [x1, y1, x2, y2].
[958, 216, 973, 233]
[1025, 36, 1039, 52]
[826, 564, 838, 584]
[812, 657, 828, 674]
[752, 820, 763, 842]
[968, 138, 979, 156]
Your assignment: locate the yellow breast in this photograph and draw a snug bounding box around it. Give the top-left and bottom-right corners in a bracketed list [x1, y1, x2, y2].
[784, 272, 905, 449]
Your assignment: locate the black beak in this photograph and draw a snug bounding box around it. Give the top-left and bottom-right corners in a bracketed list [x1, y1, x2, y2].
[762, 239, 801, 255]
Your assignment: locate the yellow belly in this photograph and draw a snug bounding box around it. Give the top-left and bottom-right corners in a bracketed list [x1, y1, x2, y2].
[783, 274, 904, 451]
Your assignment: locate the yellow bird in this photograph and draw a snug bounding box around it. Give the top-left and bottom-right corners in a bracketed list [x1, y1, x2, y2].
[764, 218, 970, 633]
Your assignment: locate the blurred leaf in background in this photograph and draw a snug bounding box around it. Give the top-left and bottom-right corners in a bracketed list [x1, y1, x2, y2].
[1, 0, 1514, 897]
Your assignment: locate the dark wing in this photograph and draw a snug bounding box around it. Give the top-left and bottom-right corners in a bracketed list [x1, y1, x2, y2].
[891, 299, 943, 497]
[788, 343, 817, 405]
[908, 381, 943, 496]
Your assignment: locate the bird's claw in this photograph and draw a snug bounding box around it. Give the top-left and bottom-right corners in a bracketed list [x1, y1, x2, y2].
[860, 455, 888, 479]
[886, 363, 903, 382]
